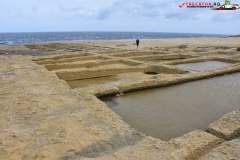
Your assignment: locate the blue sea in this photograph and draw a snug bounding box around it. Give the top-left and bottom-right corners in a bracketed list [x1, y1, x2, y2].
[0, 32, 229, 45]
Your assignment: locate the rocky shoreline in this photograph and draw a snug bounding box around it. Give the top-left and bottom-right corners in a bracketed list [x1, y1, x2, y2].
[1, 37, 240, 159]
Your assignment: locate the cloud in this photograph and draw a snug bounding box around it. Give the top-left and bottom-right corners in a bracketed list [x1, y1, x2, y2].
[97, 8, 111, 20]
[0, 0, 240, 34]
[210, 10, 240, 22]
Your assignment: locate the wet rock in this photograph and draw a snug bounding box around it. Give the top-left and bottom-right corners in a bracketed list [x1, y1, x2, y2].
[237, 47, 240, 52]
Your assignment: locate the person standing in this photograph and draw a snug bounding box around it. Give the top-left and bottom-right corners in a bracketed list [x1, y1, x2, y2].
[136, 39, 140, 48]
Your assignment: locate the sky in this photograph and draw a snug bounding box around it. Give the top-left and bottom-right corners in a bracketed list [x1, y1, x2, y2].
[0, 0, 240, 34]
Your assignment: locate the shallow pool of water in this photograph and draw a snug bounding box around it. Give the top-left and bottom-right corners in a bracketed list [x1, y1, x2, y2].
[101, 73, 240, 141]
[67, 72, 149, 88]
[176, 61, 231, 71]
[140, 58, 185, 63]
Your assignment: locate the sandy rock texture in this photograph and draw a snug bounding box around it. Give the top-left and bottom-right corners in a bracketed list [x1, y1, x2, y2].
[0, 55, 147, 159]
[200, 138, 240, 160]
[206, 109, 240, 140]
[2, 55, 225, 159]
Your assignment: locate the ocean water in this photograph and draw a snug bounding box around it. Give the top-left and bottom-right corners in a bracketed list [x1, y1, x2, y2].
[0, 32, 228, 45]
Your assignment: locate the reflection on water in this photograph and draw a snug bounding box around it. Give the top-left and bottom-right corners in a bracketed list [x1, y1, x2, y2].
[101, 73, 240, 141]
[176, 61, 231, 71]
[103, 97, 119, 108]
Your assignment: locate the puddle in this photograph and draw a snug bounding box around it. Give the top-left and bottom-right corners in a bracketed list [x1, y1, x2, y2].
[144, 72, 158, 75]
[143, 58, 185, 63]
[176, 61, 231, 71]
[101, 73, 240, 141]
[67, 72, 148, 88]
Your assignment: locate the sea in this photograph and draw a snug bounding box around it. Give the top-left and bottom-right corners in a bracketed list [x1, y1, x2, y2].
[0, 32, 229, 45]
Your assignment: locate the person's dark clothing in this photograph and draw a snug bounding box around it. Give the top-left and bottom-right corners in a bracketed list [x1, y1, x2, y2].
[136, 39, 140, 48]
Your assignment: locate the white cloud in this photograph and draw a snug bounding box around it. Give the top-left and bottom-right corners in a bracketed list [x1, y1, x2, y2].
[97, 8, 111, 20]
[0, 0, 239, 34]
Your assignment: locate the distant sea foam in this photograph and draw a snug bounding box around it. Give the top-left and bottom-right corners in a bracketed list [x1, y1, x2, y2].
[0, 31, 228, 45]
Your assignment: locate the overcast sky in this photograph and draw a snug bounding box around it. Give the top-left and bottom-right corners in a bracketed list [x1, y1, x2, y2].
[0, 0, 239, 34]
